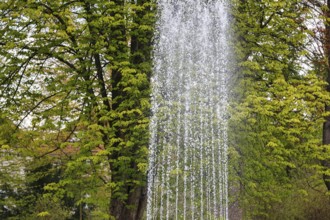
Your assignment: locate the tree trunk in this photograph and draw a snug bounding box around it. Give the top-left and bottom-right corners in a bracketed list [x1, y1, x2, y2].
[110, 186, 147, 220]
[108, 65, 148, 220]
[107, 1, 152, 218]
[322, 0, 330, 191]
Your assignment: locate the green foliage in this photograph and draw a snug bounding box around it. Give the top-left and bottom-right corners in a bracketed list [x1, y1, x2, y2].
[230, 0, 330, 218]
[2, 0, 328, 218]
[32, 197, 70, 220]
[0, 0, 155, 218]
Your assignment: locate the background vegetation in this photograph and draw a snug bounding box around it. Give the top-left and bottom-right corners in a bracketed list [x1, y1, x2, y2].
[0, 0, 330, 219]
[229, 0, 330, 219]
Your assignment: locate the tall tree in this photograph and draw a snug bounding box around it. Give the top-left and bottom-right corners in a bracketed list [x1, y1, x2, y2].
[230, 0, 330, 218]
[300, 0, 330, 192]
[320, 0, 330, 191]
[0, 0, 155, 219]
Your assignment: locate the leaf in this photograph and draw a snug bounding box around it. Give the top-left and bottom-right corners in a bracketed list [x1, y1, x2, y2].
[37, 211, 50, 217]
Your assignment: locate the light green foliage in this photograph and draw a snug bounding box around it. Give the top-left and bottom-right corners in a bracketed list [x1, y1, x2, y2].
[230, 0, 330, 218]
[0, 0, 155, 218]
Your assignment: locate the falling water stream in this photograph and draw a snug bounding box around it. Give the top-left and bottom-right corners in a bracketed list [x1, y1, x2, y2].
[147, 0, 230, 219]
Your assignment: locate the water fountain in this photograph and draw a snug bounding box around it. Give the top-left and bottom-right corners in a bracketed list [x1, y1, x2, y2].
[147, 0, 231, 219]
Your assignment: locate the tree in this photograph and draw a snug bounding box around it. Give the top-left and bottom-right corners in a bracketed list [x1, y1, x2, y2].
[230, 0, 330, 218]
[316, 0, 330, 192]
[298, 0, 330, 192]
[0, 0, 155, 219]
[321, 0, 330, 192]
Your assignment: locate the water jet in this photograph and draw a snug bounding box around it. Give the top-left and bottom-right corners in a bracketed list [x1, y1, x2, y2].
[147, 1, 231, 219]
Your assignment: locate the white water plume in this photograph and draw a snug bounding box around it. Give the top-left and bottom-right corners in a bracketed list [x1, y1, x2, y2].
[147, 1, 231, 219]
